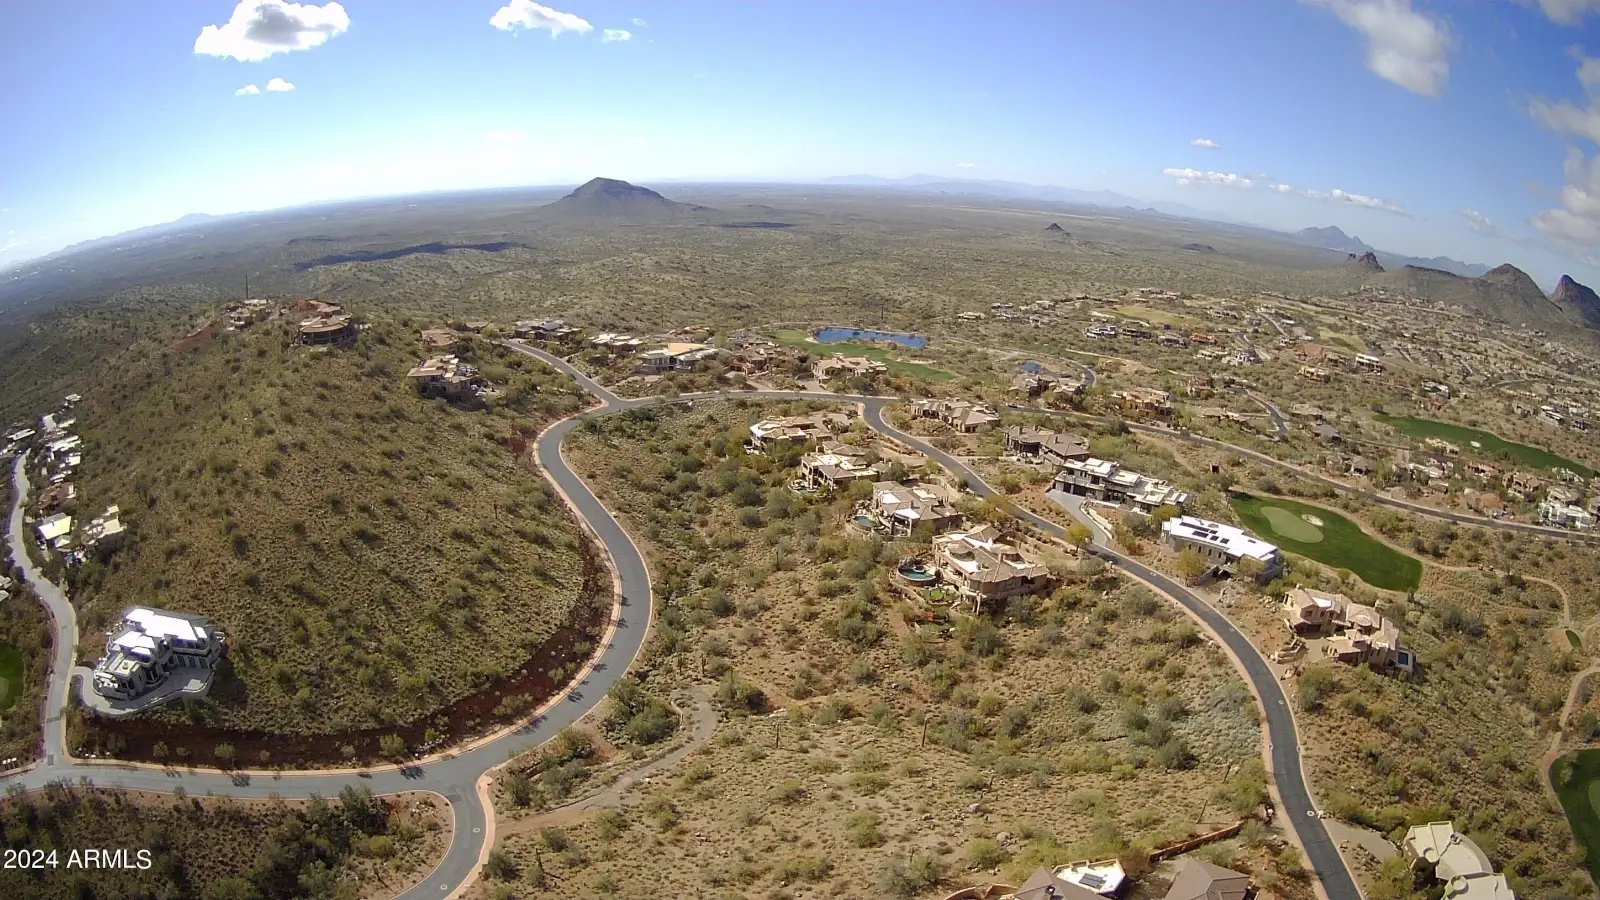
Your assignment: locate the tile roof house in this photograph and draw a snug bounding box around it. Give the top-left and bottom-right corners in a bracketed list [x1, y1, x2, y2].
[1162, 858, 1253, 900]
[862, 481, 959, 537]
[813, 354, 888, 381]
[297, 313, 357, 347]
[1110, 387, 1174, 417]
[421, 328, 462, 350]
[747, 411, 851, 450]
[932, 525, 1053, 613]
[911, 398, 1002, 432]
[1284, 587, 1414, 673]
[797, 444, 887, 491]
[1004, 425, 1091, 466]
[406, 355, 488, 401]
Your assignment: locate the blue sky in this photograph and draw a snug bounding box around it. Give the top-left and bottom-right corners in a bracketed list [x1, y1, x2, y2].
[4, 1, 1600, 287]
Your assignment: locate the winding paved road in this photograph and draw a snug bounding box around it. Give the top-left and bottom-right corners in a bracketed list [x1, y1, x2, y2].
[3, 344, 1361, 900]
[1006, 403, 1600, 544]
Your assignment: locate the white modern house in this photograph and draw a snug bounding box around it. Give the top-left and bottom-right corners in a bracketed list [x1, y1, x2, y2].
[1161, 515, 1283, 580]
[1051, 457, 1190, 514]
[91, 607, 225, 703]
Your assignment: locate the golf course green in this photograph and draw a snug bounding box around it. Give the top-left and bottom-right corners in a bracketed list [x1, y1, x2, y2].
[1229, 493, 1423, 592]
[1551, 749, 1600, 884]
[1373, 413, 1596, 477]
[0, 644, 24, 712]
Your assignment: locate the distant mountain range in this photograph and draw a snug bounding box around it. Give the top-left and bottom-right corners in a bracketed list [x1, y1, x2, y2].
[1288, 225, 1490, 278]
[818, 175, 1500, 278]
[817, 174, 1254, 225]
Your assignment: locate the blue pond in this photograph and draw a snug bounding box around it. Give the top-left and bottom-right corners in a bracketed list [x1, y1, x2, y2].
[1017, 361, 1043, 373]
[814, 326, 928, 349]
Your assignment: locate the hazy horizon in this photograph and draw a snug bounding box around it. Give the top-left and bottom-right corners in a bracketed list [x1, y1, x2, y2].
[8, 1, 1600, 284]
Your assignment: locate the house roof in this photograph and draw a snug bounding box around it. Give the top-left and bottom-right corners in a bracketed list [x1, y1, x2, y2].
[1163, 515, 1279, 562]
[1162, 858, 1251, 900]
[1010, 867, 1104, 900]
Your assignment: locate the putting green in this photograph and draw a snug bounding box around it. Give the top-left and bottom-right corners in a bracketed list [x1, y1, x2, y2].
[1259, 505, 1325, 543]
[1229, 493, 1422, 591]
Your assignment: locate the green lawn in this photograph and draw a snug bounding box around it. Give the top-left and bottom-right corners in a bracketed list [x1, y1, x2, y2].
[1229, 493, 1423, 592]
[1373, 413, 1595, 477]
[765, 330, 956, 380]
[0, 644, 24, 712]
[1551, 749, 1600, 884]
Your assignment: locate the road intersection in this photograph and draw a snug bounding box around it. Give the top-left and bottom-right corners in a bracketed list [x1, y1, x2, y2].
[0, 342, 1427, 900]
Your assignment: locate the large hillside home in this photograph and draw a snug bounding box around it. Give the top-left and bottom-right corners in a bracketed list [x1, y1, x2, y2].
[861, 481, 959, 537]
[1403, 822, 1516, 900]
[297, 314, 357, 347]
[747, 411, 851, 450]
[91, 607, 225, 702]
[911, 398, 1001, 432]
[813, 354, 887, 381]
[638, 342, 721, 374]
[1161, 515, 1282, 580]
[1051, 457, 1189, 514]
[1003, 425, 1090, 466]
[1283, 587, 1413, 673]
[932, 525, 1052, 613]
[797, 444, 886, 491]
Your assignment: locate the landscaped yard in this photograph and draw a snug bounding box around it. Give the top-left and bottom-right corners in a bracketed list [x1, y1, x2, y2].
[0, 644, 23, 711]
[1372, 413, 1596, 477]
[1551, 749, 1600, 884]
[764, 329, 956, 380]
[1228, 493, 1423, 592]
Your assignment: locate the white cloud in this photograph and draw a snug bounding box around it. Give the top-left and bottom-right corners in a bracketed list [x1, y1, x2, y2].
[1162, 167, 1406, 213]
[957, 162, 980, 169]
[632, 17, 648, 27]
[1190, 138, 1221, 149]
[1459, 209, 1495, 233]
[1161, 168, 1256, 188]
[1529, 55, 1600, 260]
[483, 129, 528, 145]
[235, 84, 261, 96]
[602, 28, 633, 42]
[1306, 0, 1451, 97]
[490, 1, 592, 36]
[195, 1, 350, 62]
[1527, 0, 1600, 25]
[265, 77, 295, 92]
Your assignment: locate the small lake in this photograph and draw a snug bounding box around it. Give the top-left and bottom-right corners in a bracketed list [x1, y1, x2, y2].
[814, 327, 928, 349]
[1017, 361, 1043, 373]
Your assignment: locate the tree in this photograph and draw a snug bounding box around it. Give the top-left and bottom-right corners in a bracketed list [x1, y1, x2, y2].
[1235, 555, 1267, 582]
[214, 743, 236, 765]
[379, 733, 407, 759]
[1175, 548, 1210, 584]
[1066, 523, 1093, 548]
[506, 770, 535, 807]
[483, 848, 519, 881]
[1149, 504, 1181, 528]
[1298, 666, 1337, 712]
[203, 877, 263, 900]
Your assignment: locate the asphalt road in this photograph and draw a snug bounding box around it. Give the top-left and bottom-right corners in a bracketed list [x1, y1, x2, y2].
[4, 346, 1361, 900]
[855, 403, 1361, 900]
[1005, 402, 1600, 544]
[3, 362, 656, 900]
